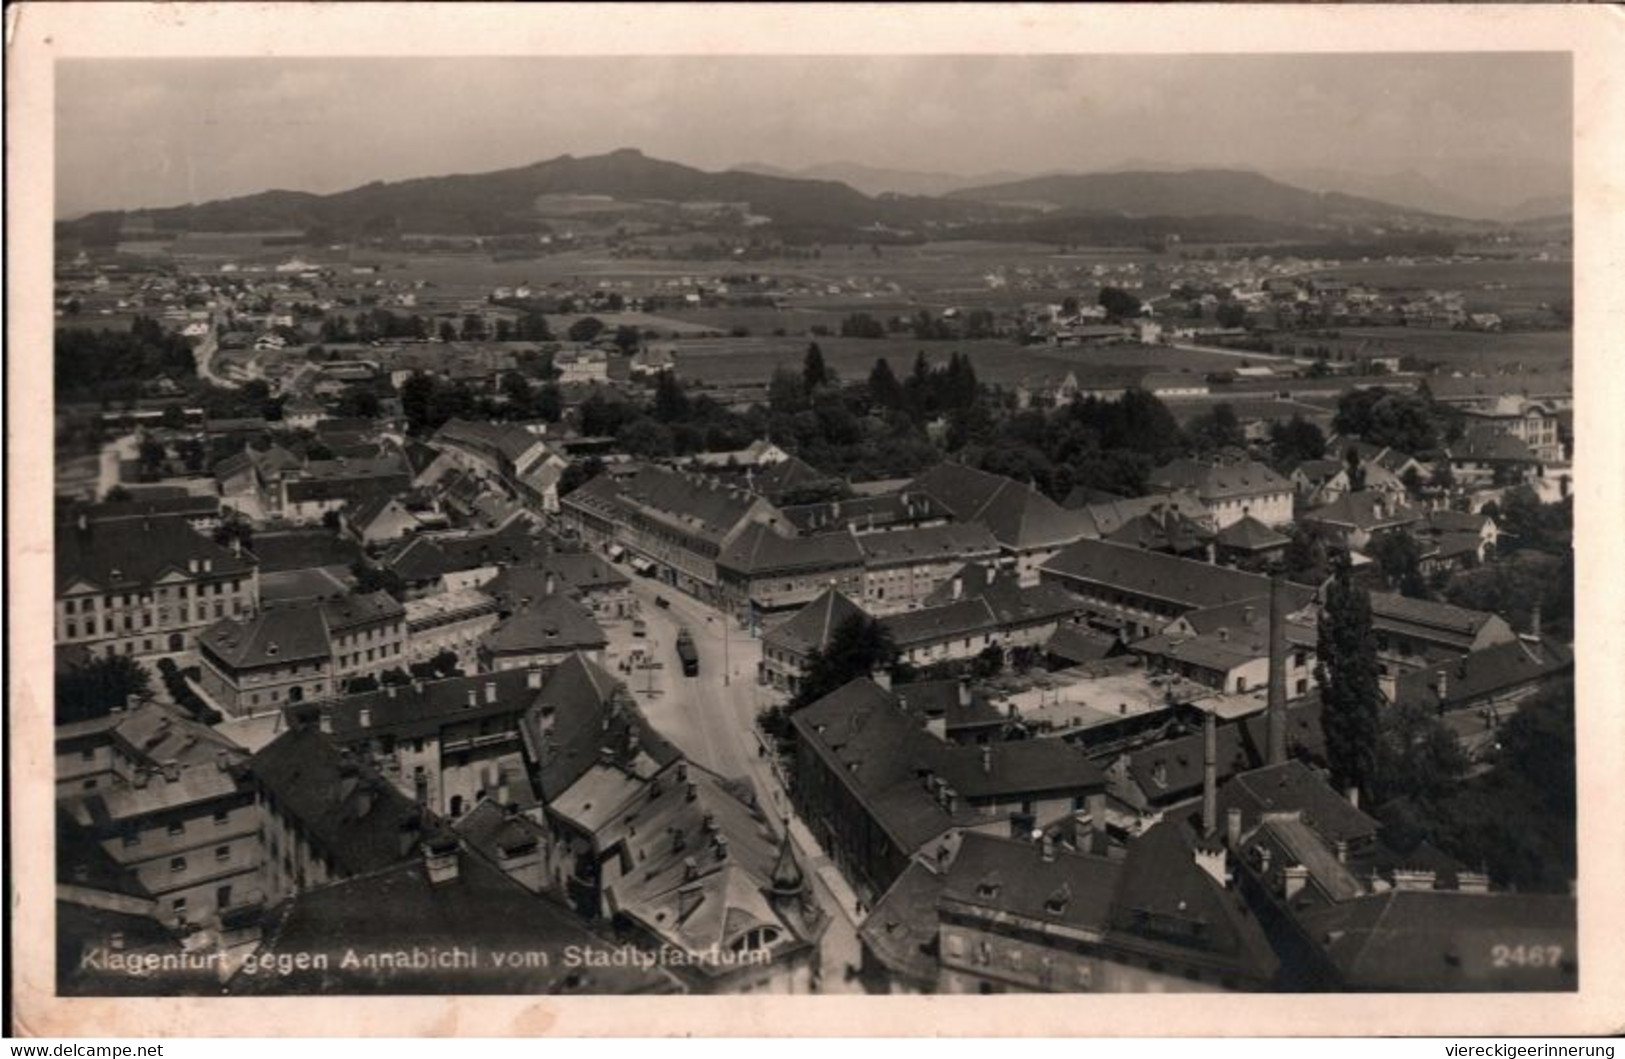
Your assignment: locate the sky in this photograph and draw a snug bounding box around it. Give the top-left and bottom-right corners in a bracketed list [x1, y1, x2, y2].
[55, 54, 1572, 219]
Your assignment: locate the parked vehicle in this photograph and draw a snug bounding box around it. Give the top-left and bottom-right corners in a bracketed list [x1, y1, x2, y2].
[654, 596, 671, 609]
[675, 628, 699, 677]
[632, 619, 648, 638]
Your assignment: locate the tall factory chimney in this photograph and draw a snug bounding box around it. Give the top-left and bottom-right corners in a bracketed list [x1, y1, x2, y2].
[1201, 707, 1218, 837]
[1266, 575, 1288, 766]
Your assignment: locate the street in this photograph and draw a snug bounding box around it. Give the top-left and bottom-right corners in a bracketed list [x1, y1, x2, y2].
[603, 573, 868, 992]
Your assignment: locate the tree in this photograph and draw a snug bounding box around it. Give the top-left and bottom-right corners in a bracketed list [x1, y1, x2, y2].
[839, 312, 886, 339]
[1188, 403, 1245, 454]
[802, 342, 830, 391]
[1268, 416, 1327, 469]
[1215, 301, 1248, 329]
[1430, 679, 1575, 892]
[431, 649, 461, 678]
[567, 316, 606, 343]
[1369, 698, 1470, 853]
[791, 614, 898, 710]
[56, 655, 152, 725]
[1097, 286, 1143, 321]
[1366, 531, 1428, 598]
[559, 456, 606, 497]
[350, 559, 405, 600]
[438, 320, 457, 343]
[1315, 551, 1384, 802]
[617, 418, 675, 459]
[1342, 445, 1368, 493]
[868, 357, 904, 410]
[652, 372, 690, 422]
[136, 437, 167, 479]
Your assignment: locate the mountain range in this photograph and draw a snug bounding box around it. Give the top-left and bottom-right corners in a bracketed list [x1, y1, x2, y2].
[59, 148, 1550, 247]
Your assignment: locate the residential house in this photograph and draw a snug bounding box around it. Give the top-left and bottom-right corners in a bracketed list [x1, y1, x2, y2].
[1448, 427, 1543, 486]
[882, 574, 1085, 669]
[195, 591, 407, 716]
[856, 523, 1001, 615]
[1146, 458, 1293, 529]
[1367, 593, 1517, 685]
[341, 494, 424, 547]
[280, 456, 412, 525]
[1300, 491, 1425, 552]
[790, 676, 1107, 904]
[57, 703, 261, 930]
[1212, 516, 1290, 564]
[1040, 539, 1315, 641]
[1391, 636, 1572, 761]
[305, 667, 548, 820]
[402, 587, 502, 670]
[715, 523, 866, 619]
[477, 591, 607, 672]
[908, 463, 1095, 585]
[930, 824, 1279, 993]
[56, 515, 260, 659]
[384, 521, 539, 598]
[759, 587, 868, 694]
[561, 464, 782, 603]
[484, 553, 634, 623]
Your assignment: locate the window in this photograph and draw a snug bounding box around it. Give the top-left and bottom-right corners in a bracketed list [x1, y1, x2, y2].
[168, 821, 185, 837]
[67, 621, 78, 638]
[171, 897, 187, 916]
[215, 845, 230, 863]
[81, 748, 95, 762]
[65, 599, 77, 615]
[216, 885, 233, 910]
[170, 856, 187, 874]
[122, 832, 139, 848]
[82, 778, 98, 791]
[214, 809, 230, 826]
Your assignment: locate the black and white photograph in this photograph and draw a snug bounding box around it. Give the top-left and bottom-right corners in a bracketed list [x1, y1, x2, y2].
[9, 1, 1625, 1040]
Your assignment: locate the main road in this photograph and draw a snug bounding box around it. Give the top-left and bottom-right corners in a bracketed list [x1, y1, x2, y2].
[603, 573, 868, 991]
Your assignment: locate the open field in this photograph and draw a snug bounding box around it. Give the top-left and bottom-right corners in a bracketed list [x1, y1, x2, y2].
[1301, 260, 1570, 315]
[1271, 326, 1571, 374]
[670, 336, 1244, 390]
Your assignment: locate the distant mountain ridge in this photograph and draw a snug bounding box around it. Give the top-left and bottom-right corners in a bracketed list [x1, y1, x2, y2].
[946, 168, 1471, 227]
[59, 148, 1493, 246]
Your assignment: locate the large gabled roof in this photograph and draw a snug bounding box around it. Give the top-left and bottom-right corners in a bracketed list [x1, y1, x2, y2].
[1148, 458, 1290, 502]
[480, 592, 606, 656]
[716, 521, 863, 577]
[762, 586, 868, 656]
[908, 462, 1092, 551]
[1041, 538, 1293, 612]
[56, 518, 253, 595]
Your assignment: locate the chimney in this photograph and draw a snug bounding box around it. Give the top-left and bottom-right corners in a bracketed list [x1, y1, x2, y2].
[980, 744, 993, 775]
[1206, 541, 1218, 565]
[872, 668, 892, 692]
[1242, 604, 1255, 626]
[545, 572, 556, 597]
[423, 832, 461, 886]
[1457, 871, 1491, 894]
[957, 678, 972, 709]
[1266, 576, 1288, 766]
[526, 667, 543, 690]
[1040, 835, 1056, 863]
[1436, 668, 1449, 703]
[1225, 807, 1243, 851]
[951, 576, 963, 601]
[358, 708, 372, 729]
[1529, 603, 1542, 639]
[1086, 790, 1106, 844]
[714, 834, 729, 863]
[1334, 839, 1348, 864]
[484, 681, 497, 705]
[1201, 708, 1218, 837]
[1282, 863, 1309, 901]
[319, 708, 333, 735]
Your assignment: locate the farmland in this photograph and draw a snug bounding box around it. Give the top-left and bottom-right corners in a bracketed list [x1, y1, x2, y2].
[666, 335, 1243, 390]
[1268, 326, 1571, 374]
[1300, 259, 1571, 316]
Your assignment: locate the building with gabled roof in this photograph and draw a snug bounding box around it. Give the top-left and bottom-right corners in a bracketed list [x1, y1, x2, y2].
[1448, 425, 1543, 485]
[561, 462, 783, 604]
[760, 586, 869, 694]
[907, 462, 1096, 584]
[1367, 592, 1516, 682]
[247, 723, 426, 906]
[715, 522, 866, 617]
[1039, 538, 1315, 641]
[477, 591, 607, 672]
[883, 575, 1085, 669]
[789, 676, 1106, 904]
[1146, 457, 1293, 529]
[856, 522, 1002, 616]
[1213, 515, 1290, 561]
[1301, 490, 1424, 552]
[58, 701, 261, 932]
[230, 830, 683, 995]
[56, 515, 260, 660]
[195, 591, 406, 716]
